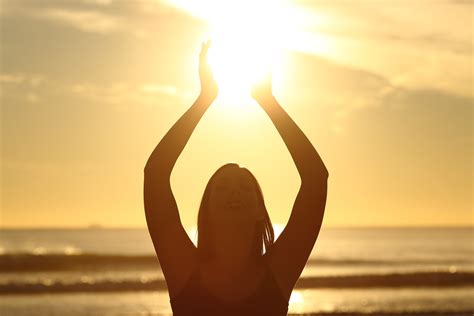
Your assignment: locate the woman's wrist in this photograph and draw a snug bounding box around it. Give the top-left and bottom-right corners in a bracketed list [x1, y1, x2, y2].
[255, 94, 278, 110]
[196, 92, 215, 107]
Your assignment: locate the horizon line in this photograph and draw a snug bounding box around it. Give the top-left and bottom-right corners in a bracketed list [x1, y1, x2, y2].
[1, 224, 473, 230]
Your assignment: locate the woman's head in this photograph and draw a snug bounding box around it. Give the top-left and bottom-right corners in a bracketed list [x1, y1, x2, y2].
[197, 163, 274, 260]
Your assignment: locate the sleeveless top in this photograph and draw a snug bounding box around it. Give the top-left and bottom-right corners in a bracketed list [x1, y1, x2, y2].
[170, 257, 289, 316]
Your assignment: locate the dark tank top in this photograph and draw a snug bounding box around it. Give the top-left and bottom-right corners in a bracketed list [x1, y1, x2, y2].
[170, 257, 289, 316]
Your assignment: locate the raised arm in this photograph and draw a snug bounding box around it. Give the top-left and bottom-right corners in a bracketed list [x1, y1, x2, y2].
[143, 41, 217, 297]
[252, 74, 329, 300]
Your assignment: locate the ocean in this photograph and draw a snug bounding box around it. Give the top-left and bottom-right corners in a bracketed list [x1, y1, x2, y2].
[0, 227, 473, 315]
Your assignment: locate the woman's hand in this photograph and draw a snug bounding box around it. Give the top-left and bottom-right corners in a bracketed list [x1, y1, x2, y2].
[251, 71, 273, 105]
[198, 40, 218, 105]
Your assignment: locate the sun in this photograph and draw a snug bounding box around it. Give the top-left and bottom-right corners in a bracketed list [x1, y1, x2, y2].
[202, 1, 287, 106]
[207, 27, 280, 105]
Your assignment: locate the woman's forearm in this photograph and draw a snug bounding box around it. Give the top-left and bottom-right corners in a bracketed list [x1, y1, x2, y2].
[144, 95, 211, 177]
[259, 96, 329, 184]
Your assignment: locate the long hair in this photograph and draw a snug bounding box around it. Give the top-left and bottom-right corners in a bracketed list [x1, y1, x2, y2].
[197, 163, 274, 261]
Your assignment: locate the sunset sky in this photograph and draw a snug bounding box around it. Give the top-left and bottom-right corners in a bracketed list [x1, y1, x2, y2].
[1, 0, 472, 228]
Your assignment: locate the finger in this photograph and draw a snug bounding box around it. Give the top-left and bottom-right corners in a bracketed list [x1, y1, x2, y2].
[199, 43, 207, 64]
[205, 38, 214, 52]
[200, 42, 205, 55]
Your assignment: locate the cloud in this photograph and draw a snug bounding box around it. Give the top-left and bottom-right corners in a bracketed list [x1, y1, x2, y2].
[288, 1, 473, 98]
[0, 73, 44, 103]
[0, 73, 44, 86]
[0, 74, 25, 84]
[67, 82, 193, 108]
[0, 0, 150, 37]
[140, 84, 178, 96]
[280, 51, 472, 138]
[281, 51, 393, 108]
[33, 8, 123, 34]
[82, 0, 114, 5]
[0, 72, 191, 109]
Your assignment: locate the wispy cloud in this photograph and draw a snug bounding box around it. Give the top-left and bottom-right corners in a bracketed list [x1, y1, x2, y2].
[70, 82, 135, 105]
[292, 2, 473, 98]
[0, 73, 44, 103]
[67, 82, 191, 107]
[0, 73, 44, 86]
[0, 73, 45, 88]
[0, 74, 25, 84]
[0, 72, 191, 108]
[140, 84, 178, 96]
[1, 1, 148, 37]
[82, 0, 114, 6]
[33, 8, 123, 34]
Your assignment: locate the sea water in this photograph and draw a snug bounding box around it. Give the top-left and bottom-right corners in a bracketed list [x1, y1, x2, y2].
[0, 227, 473, 315]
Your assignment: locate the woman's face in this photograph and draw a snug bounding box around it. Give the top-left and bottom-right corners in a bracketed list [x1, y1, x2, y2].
[208, 167, 263, 225]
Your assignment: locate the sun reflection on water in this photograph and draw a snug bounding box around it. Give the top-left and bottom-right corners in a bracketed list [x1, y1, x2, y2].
[289, 290, 304, 304]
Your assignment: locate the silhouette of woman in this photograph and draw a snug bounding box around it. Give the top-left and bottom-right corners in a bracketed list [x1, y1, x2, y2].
[144, 41, 329, 316]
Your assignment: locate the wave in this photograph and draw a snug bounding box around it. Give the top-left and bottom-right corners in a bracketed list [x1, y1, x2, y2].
[0, 254, 159, 272]
[1, 253, 471, 272]
[294, 271, 474, 289]
[306, 257, 473, 266]
[1, 272, 473, 294]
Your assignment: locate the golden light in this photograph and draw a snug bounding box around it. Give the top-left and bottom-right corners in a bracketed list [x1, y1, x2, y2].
[289, 291, 304, 304]
[207, 16, 283, 105]
[164, 0, 335, 107]
[200, 0, 290, 106]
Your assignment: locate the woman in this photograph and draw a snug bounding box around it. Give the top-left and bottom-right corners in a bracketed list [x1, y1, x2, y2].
[144, 41, 329, 315]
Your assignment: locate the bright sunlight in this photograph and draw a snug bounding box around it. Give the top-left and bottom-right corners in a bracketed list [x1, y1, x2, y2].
[167, 0, 293, 106]
[205, 1, 289, 105]
[207, 22, 281, 104]
[165, 0, 334, 108]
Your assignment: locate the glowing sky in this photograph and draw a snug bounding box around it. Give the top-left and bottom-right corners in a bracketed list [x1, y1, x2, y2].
[1, 0, 472, 228]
